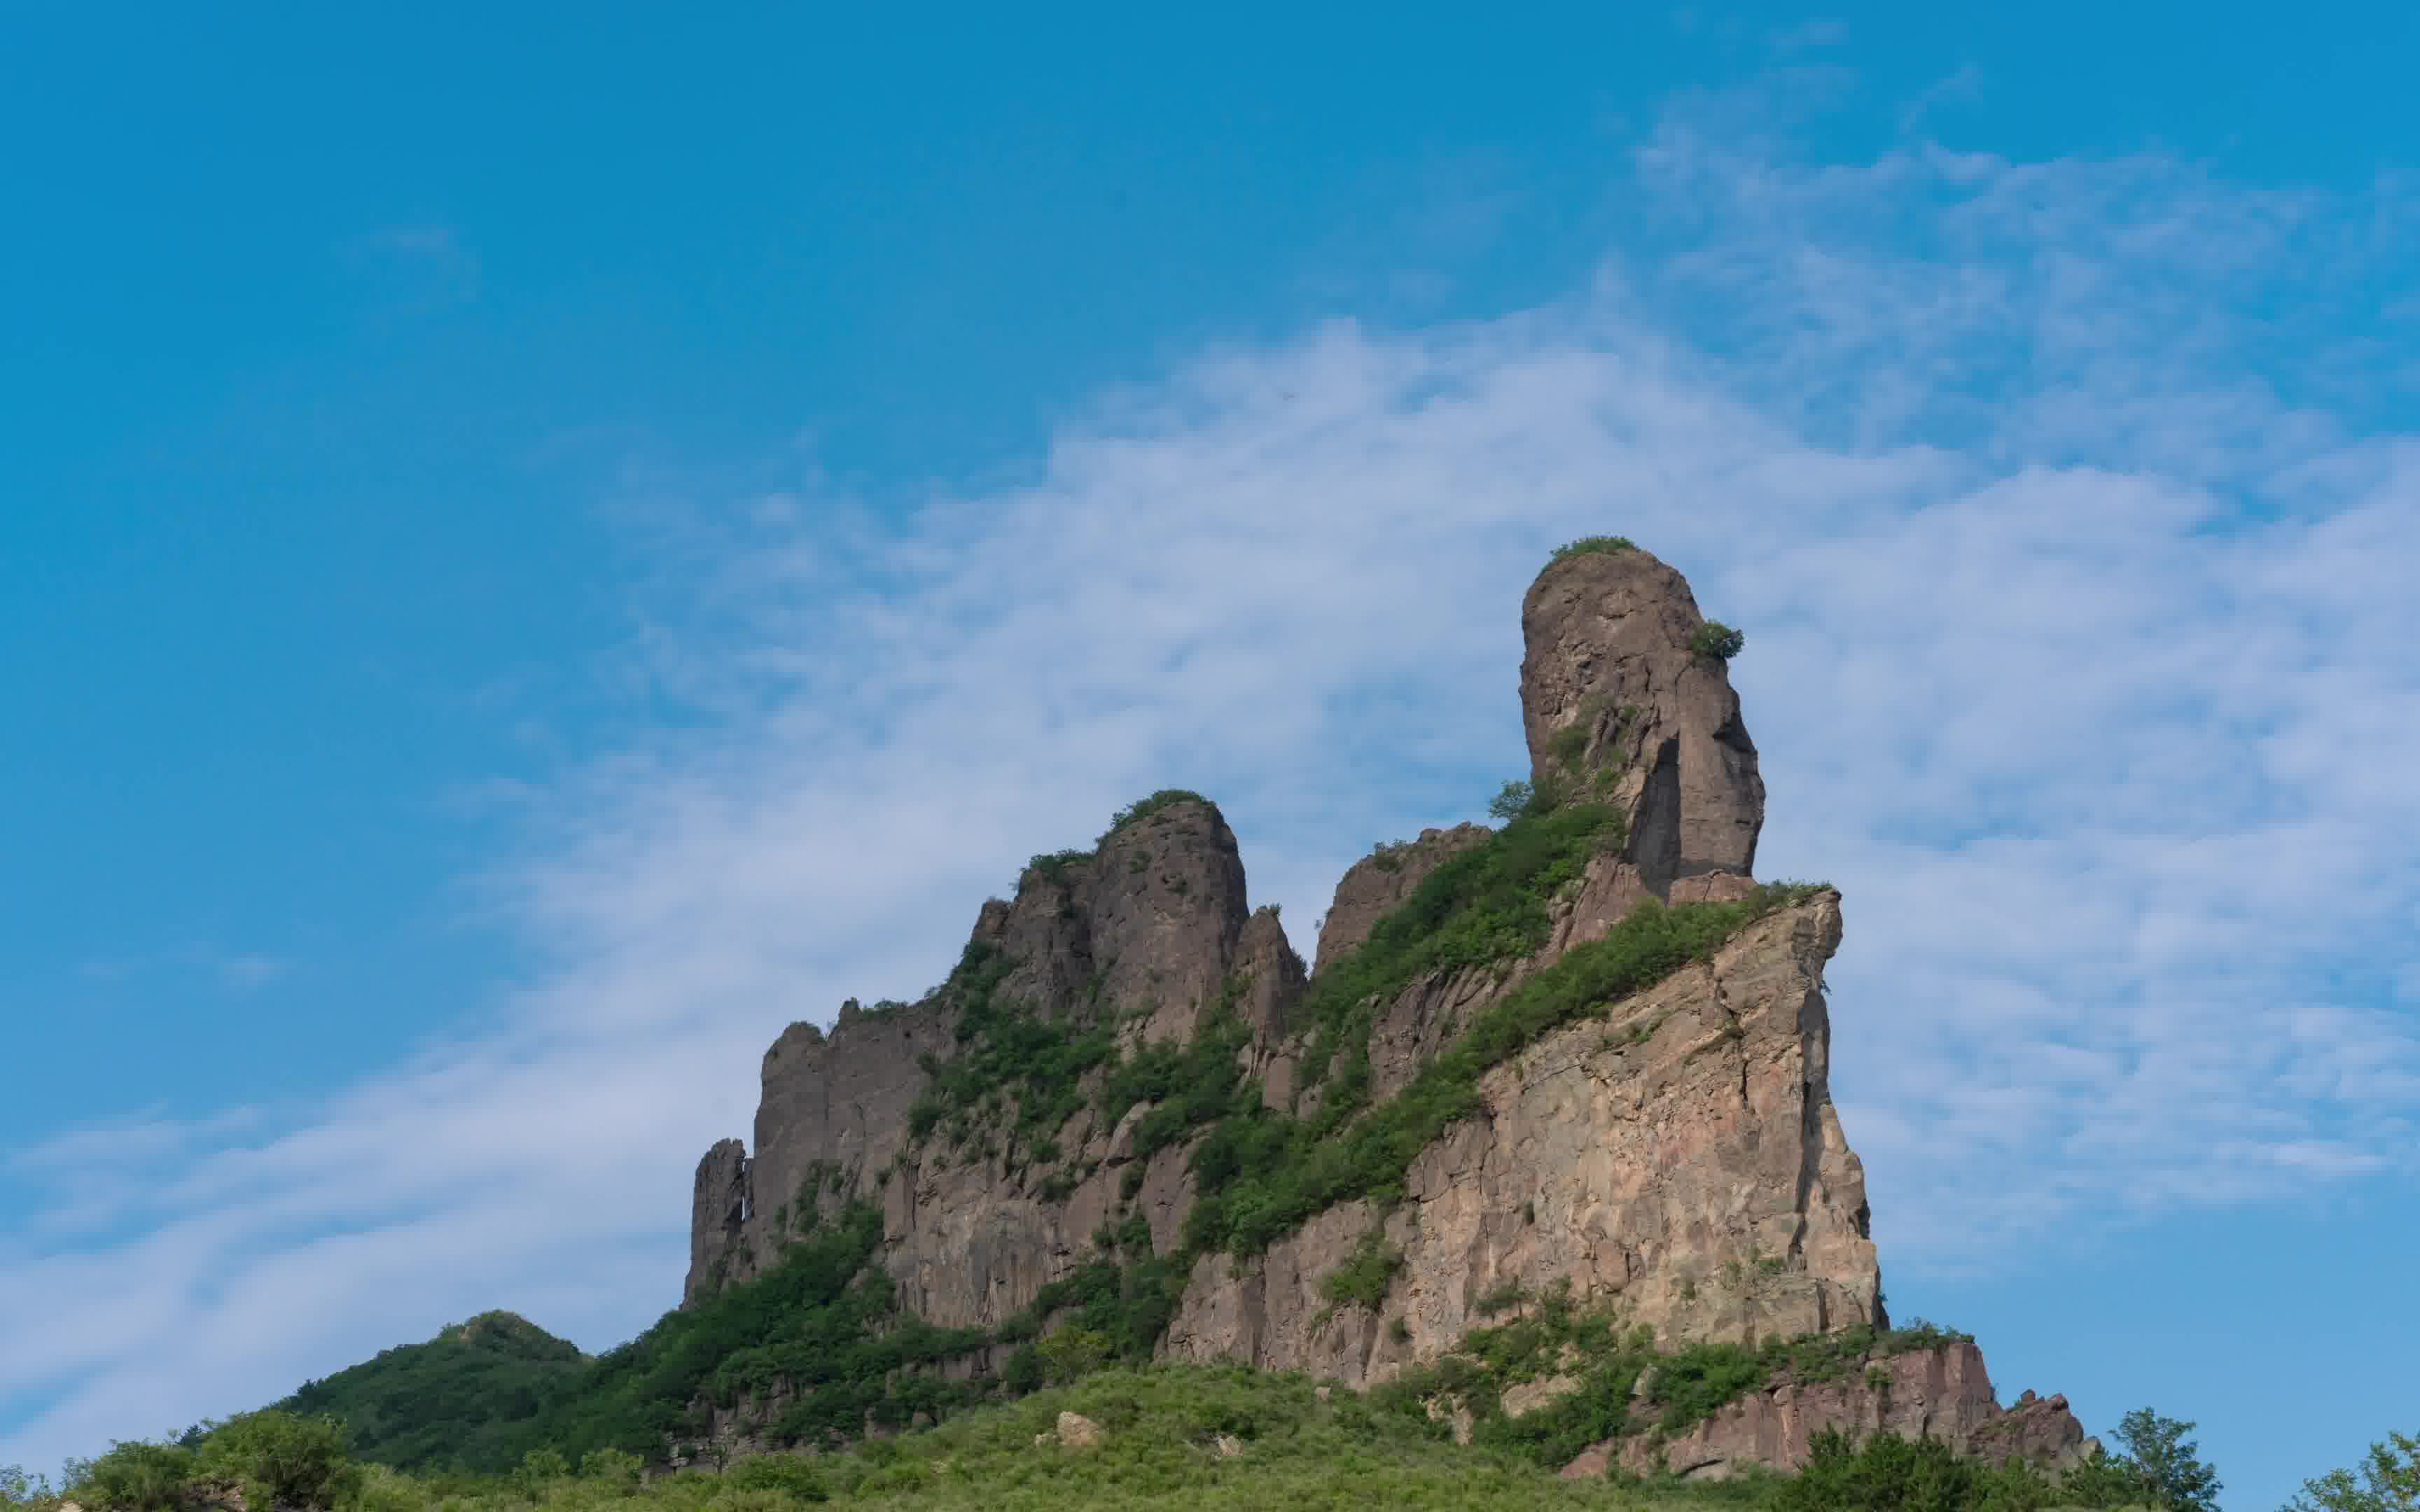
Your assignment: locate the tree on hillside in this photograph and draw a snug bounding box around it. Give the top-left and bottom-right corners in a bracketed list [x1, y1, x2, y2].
[2286, 1430, 2420, 1512]
[2073, 1408, 2222, 1512]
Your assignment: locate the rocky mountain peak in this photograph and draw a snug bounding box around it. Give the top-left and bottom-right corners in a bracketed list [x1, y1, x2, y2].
[1520, 542, 1765, 894]
[665, 541, 2082, 1483]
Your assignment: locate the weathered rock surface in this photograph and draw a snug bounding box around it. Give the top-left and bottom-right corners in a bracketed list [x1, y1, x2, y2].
[1160, 894, 1880, 1382]
[679, 544, 2071, 1478]
[1312, 824, 1492, 967]
[1557, 1340, 2096, 1480]
[1520, 547, 1764, 895]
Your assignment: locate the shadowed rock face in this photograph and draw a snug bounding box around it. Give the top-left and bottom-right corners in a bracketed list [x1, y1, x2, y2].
[678, 545, 2070, 1476]
[1520, 548, 1765, 892]
[685, 798, 1259, 1318]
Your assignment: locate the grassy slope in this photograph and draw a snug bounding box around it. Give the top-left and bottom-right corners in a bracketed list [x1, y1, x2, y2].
[366, 1366, 1776, 1512]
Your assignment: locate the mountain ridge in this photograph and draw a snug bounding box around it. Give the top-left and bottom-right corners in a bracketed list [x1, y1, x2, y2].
[254, 541, 2095, 1485]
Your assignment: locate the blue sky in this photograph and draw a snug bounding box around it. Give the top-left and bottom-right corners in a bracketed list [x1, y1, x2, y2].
[4, 5, 2416, 1508]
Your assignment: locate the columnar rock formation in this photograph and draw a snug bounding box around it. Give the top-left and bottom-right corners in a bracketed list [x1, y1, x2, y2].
[681, 542, 2082, 1473]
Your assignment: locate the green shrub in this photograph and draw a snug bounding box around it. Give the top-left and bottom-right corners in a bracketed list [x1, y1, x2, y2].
[1777, 1427, 1988, 1512]
[1098, 789, 1211, 845]
[1036, 1328, 1113, 1385]
[1319, 1228, 1404, 1310]
[1000, 1345, 1045, 1396]
[1549, 536, 1638, 561]
[2285, 1428, 2419, 1512]
[576, 1448, 643, 1488]
[1, 1466, 57, 1507]
[197, 1411, 364, 1511]
[1026, 849, 1091, 887]
[69, 1442, 195, 1512]
[1472, 1281, 1529, 1318]
[721, 1453, 830, 1502]
[1689, 620, 1746, 660]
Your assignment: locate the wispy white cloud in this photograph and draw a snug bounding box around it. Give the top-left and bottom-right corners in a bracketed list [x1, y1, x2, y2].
[6, 90, 2417, 1477]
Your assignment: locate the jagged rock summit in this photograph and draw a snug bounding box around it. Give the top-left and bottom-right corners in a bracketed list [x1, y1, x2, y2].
[1520, 542, 1764, 891]
[681, 540, 2086, 1480]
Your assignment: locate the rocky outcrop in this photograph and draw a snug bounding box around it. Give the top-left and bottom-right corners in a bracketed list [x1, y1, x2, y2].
[1555, 1340, 2096, 1481]
[1160, 893, 1880, 1382]
[679, 543, 2071, 1479]
[1520, 547, 1764, 895]
[688, 797, 1258, 1326]
[1312, 824, 1491, 966]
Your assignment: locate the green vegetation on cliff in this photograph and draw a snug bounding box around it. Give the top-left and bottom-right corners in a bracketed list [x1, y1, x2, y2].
[183, 788, 1840, 1482]
[1368, 1277, 1976, 1473]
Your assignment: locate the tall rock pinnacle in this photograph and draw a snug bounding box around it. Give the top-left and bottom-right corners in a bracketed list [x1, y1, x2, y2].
[1519, 545, 1765, 895]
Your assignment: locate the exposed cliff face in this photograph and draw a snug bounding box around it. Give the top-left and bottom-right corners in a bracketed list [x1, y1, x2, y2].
[1312, 824, 1492, 966]
[679, 542, 2082, 1473]
[1164, 895, 1879, 1380]
[1563, 1340, 2101, 1483]
[1520, 547, 1765, 894]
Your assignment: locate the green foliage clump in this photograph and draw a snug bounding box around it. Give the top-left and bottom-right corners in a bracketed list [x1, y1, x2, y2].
[903, 941, 1118, 1170]
[64, 1412, 363, 1512]
[1549, 536, 1638, 561]
[1318, 1228, 1404, 1311]
[1025, 849, 1092, 887]
[1690, 620, 1746, 661]
[274, 1201, 983, 1472]
[1293, 799, 1622, 1095]
[1365, 1280, 1995, 1480]
[1779, 1427, 2052, 1512]
[2073, 1408, 2223, 1512]
[1098, 789, 1211, 846]
[1188, 879, 1826, 1259]
[2287, 1428, 2419, 1512]
[63, 1442, 196, 1512]
[718, 1454, 829, 1502]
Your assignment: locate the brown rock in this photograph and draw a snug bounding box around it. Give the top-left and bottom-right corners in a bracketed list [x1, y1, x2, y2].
[1568, 1340, 2092, 1481]
[1055, 1410, 1101, 1448]
[1520, 546, 1764, 895]
[686, 1138, 751, 1305]
[673, 545, 2078, 1485]
[1501, 1376, 1583, 1418]
[1236, 904, 1307, 1109]
[1312, 825, 1491, 967]
[1162, 895, 1880, 1380]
